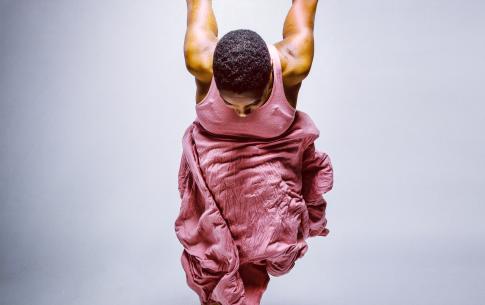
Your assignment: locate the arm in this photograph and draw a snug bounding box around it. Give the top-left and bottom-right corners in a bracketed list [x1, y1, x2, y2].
[275, 0, 318, 86]
[184, 0, 219, 84]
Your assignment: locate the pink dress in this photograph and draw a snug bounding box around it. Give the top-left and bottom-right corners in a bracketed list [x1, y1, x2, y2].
[175, 44, 334, 305]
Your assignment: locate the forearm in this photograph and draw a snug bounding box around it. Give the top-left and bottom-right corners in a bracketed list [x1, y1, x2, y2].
[185, 0, 218, 48]
[283, 0, 318, 37]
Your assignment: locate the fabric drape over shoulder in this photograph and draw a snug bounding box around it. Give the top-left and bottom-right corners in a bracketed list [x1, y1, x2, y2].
[174, 111, 333, 305]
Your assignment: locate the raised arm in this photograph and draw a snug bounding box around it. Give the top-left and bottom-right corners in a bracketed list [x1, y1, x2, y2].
[184, 0, 219, 84]
[275, 0, 318, 86]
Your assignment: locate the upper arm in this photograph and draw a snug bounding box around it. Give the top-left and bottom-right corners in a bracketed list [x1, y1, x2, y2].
[184, 29, 218, 84]
[184, 0, 218, 84]
[275, 0, 318, 86]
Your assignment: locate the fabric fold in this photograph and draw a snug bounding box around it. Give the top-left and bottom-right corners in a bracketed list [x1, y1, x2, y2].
[174, 111, 334, 305]
[175, 125, 246, 305]
[301, 142, 334, 237]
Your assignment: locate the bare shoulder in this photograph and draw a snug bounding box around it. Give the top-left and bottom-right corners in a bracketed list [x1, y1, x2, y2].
[272, 43, 289, 74]
[184, 35, 218, 86]
[272, 42, 308, 108]
[184, 35, 218, 104]
[273, 33, 314, 88]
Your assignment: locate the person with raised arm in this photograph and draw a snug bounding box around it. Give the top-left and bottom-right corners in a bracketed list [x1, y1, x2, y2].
[175, 1, 333, 304]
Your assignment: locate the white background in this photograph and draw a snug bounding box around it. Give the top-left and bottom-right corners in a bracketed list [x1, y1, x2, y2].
[1, 1, 484, 304]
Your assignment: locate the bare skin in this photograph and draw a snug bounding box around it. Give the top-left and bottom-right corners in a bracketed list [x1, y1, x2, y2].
[184, 0, 317, 117]
[184, 0, 318, 117]
[183, 4, 318, 302]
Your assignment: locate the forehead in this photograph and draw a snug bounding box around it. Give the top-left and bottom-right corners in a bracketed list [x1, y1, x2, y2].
[219, 89, 261, 105]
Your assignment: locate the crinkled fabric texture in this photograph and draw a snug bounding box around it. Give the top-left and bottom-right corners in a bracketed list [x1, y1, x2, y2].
[174, 111, 333, 305]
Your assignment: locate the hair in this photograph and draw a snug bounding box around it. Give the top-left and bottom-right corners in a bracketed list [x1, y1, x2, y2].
[213, 29, 272, 94]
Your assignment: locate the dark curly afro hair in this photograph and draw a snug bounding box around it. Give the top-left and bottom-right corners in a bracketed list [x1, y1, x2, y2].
[213, 29, 272, 94]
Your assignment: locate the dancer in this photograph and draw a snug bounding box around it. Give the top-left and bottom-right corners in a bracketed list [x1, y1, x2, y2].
[175, 1, 333, 304]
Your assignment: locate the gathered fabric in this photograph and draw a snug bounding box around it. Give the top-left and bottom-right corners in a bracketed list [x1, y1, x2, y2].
[174, 110, 333, 305]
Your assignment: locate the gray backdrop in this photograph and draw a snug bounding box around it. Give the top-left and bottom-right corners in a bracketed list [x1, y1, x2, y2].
[1, 0, 484, 304]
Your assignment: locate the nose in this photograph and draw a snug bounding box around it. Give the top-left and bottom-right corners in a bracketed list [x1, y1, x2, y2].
[235, 108, 249, 117]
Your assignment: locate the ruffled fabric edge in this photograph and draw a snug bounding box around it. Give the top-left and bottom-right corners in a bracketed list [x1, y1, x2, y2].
[301, 141, 334, 237]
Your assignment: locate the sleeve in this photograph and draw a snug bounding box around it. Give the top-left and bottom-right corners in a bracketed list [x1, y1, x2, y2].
[301, 142, 334, 237]
[175, 154, 245, 305]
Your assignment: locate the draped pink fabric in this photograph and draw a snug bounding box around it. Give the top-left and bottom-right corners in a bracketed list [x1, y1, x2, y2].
[175, 43, 333, 305]
[175, 112, 333, 305]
